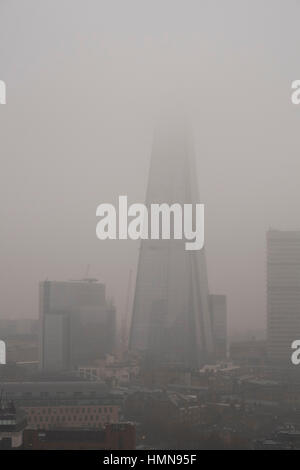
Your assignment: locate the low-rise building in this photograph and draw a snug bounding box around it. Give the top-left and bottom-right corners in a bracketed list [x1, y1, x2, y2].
[23, 422, 136, 450]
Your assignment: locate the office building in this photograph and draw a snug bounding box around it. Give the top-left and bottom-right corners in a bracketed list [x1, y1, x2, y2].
[39, 279, 116, 371]
[267, 230, 300, 364]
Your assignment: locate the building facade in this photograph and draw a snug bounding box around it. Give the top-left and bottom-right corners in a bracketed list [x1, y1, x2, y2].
[24, 403, 119, 430]
[267, 230, 300, 364]
[0, 381, 121, 431]
[39, 279, 116, 371]
[23, 423, 136, 450]
[0, 400, 27, 449]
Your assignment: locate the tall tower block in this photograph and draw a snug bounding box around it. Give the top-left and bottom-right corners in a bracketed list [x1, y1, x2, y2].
[129, 121, 213, 367]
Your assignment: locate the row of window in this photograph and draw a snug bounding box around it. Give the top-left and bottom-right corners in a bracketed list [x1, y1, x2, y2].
[21, 391, 100, 398]
[29, 415, 111, 422]
[27, 406, 114, 414]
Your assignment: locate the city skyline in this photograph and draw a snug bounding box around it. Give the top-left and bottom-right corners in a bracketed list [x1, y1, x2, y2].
[1, 0, 300, 452]
[2, 2, 300, 337]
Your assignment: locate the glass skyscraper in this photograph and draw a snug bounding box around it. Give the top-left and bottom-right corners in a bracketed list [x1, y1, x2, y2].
[129, 121, 214, 368]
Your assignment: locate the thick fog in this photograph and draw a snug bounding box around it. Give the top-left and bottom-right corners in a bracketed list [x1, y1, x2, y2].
[1, 0, 300, 337]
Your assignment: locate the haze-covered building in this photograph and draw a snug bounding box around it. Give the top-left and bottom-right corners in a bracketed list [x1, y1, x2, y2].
[0, 399, 27, 449]
[39, 279, 116, 371]
[267, 230, 300, 364]
[129, 121, 214, 368]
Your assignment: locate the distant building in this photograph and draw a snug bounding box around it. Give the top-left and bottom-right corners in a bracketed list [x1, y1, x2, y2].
[5, 336, 38, 364]
[23, 422, 136, 450]
[230, 340, 267, 365]
[24, 403, 119, 430]
[239, 377, 282, 406]
[77, 355, 140, 386]
[124, 389, 203, 432]
[0, 399, 27, 449]
[0, 381, 121, 430]
[267, 230, 300, 364]
[0, 319, 38, 370]
[139, 363, 192, 388]
[0, 318, 38, 337]
[210, 295, 227, 359]
[39, 279, 116, 371]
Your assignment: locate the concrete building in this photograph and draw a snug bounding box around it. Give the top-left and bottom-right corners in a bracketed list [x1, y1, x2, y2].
[267, 230, 300, 364]
[24, 403, 119, 430]
[0, 399, 27, 449]
[39, 279, 116, 371]
[23, 423, 136, 450]
[77, 355, 140, 386]
[0, 381, 121, 431]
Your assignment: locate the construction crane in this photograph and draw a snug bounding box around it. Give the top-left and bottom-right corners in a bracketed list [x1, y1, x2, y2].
[69, 265, 98, 283]
[121, 269, 133, 354]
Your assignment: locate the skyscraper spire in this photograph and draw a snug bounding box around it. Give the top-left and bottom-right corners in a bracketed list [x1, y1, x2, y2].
[129, 121, 213, 367]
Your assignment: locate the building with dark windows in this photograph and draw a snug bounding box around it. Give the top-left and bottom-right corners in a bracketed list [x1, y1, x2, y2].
[0, 381, 121, 430]
[23, 422, 136, 450]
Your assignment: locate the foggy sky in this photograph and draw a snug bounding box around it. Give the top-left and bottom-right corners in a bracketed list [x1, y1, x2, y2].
[1, 0, 300, 337]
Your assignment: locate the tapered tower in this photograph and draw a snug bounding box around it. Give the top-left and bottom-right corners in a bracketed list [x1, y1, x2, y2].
[129, 120, 213, 368]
